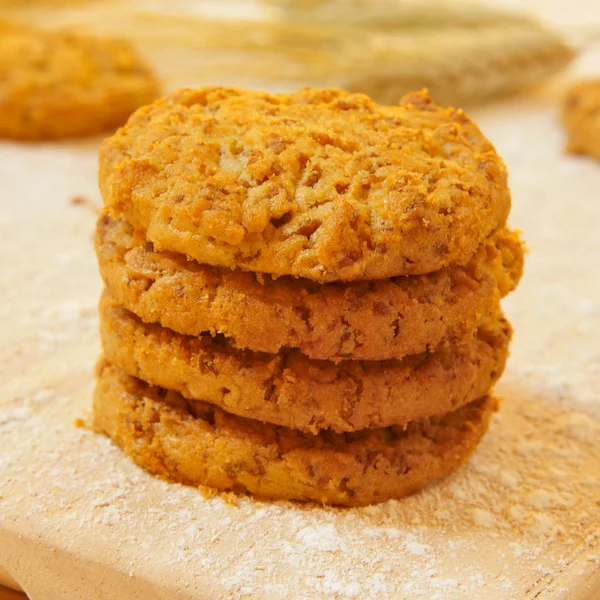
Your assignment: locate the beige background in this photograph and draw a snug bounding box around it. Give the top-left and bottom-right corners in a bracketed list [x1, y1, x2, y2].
[0, 1, 599, 599]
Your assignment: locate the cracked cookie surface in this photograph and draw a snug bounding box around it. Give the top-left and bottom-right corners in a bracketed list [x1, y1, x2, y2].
[94, 362, 497, 506]
[0, 21, 158, 140]
[96, 213, 523, 361]
[99, 291, 511, 433]
[99, 86, 511, 281]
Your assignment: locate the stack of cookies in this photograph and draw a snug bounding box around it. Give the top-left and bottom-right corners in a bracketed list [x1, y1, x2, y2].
[94, 87, 523, 506]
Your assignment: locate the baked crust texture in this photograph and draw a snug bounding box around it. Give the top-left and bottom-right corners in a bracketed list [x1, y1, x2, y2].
[99, 291, 511, 433]
[99, 87, 511, 281]
[94, 362, 497, 506]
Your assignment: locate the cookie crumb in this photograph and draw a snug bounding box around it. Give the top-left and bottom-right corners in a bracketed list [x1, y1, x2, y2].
[74, 413, 96, 431]
[198, 485, 218, 500]
[70, 195, 102, 215]
[220, 492, 239, 507]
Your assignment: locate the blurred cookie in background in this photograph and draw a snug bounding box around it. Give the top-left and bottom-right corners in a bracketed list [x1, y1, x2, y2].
[0, 20, 159, 140]
[563, 80, 600, 161]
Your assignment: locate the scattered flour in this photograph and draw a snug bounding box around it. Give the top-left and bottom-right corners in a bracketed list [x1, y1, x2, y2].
[472, 508, 496, 528]
[499, 470, 519, 490]
[552, 412, 599, 443]
[296, 524, 346, 552]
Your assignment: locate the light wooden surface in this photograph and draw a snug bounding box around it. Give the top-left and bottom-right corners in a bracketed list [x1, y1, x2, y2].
[0, 2, 599, 600]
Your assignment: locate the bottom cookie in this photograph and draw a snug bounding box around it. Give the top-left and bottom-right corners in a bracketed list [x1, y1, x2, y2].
[94, 362, 497, 506]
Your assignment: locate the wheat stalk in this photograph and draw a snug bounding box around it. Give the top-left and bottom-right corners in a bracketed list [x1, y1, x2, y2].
[339, 22, 576, 106]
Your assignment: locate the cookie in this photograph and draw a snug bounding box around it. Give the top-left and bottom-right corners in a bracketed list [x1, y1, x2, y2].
[563, 80, 600, 161]
[96, 213, 523, 361]
[99, 292, 510, 433]
[99, 87, 511, 282]
[94, 362, 497, 506]
[0, 21, 159, 140]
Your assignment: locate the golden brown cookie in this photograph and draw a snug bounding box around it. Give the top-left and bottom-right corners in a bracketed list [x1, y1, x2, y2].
[99, 292, 511, 433]
[99, 87, 511, 282]
[563, 80, 600, 161]
[96, 213, 523, 361]
[0, 21, 159, 140]
[94, 362, 497, 506]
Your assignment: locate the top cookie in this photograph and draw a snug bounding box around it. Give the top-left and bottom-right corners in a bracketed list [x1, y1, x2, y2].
[0, 21, 159, 140]
[100, 87, 511, 281]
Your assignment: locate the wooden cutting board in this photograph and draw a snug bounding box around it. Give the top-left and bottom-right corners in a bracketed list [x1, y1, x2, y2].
[0, 3, 599, 599]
